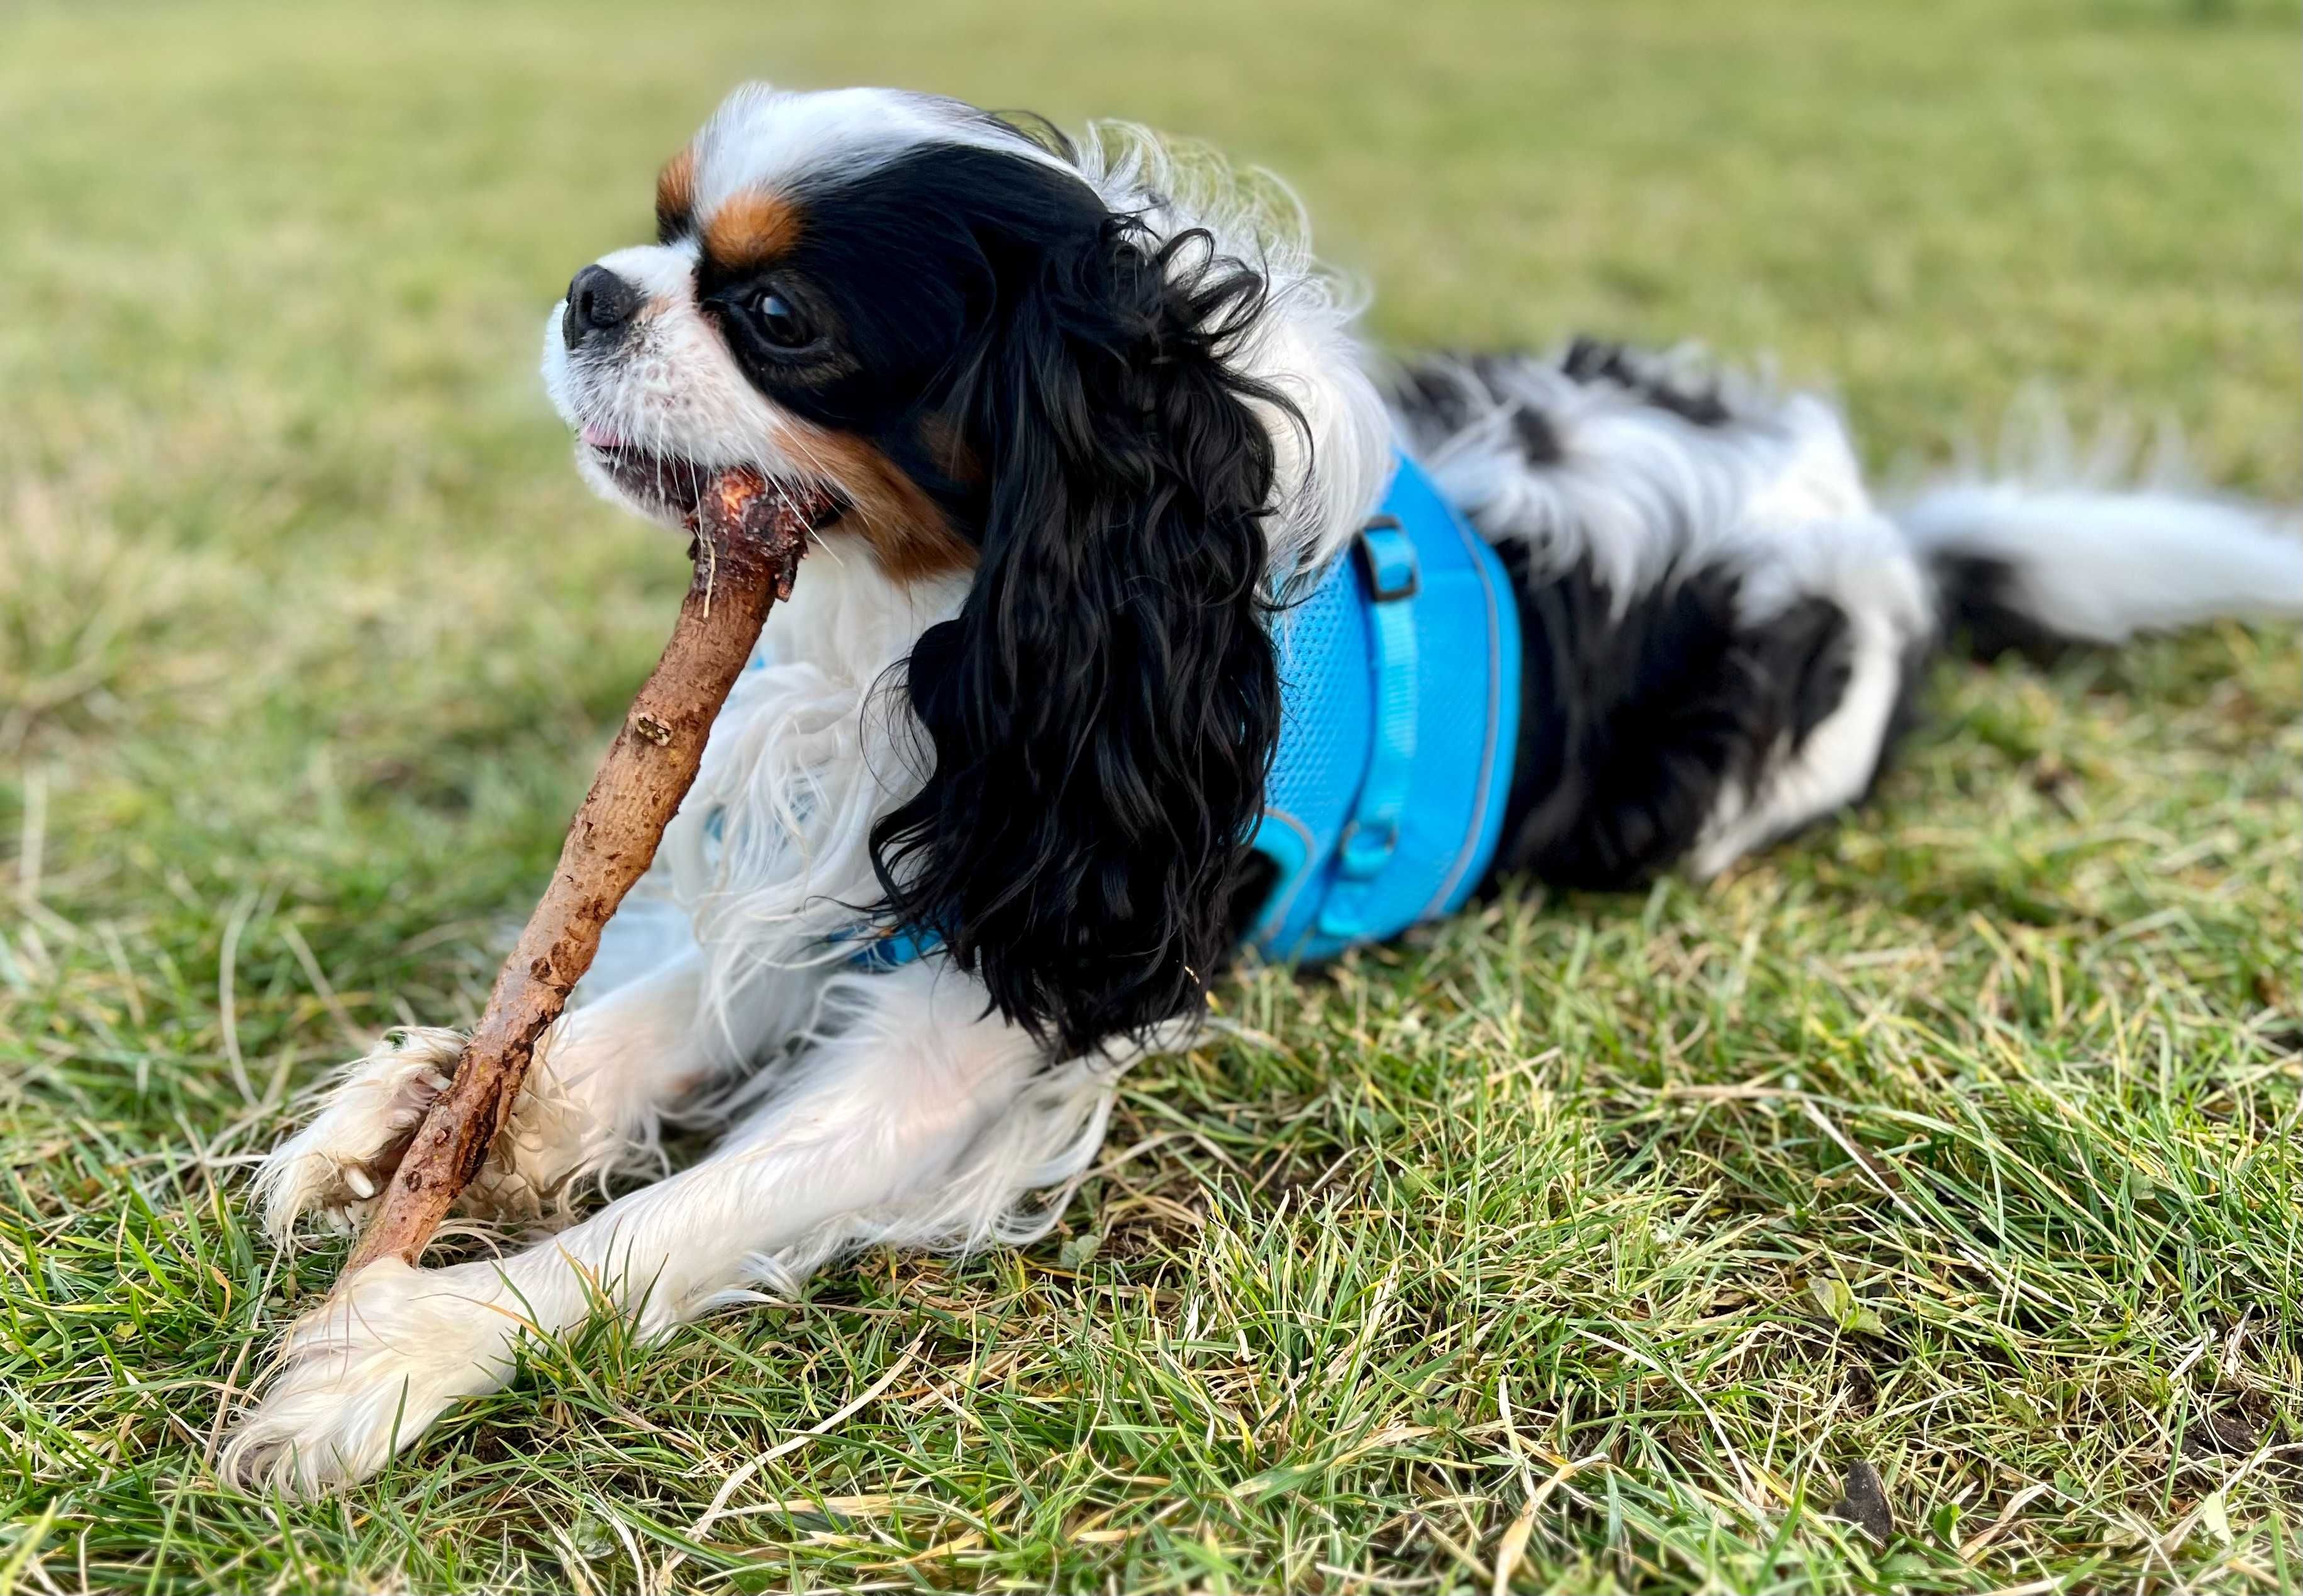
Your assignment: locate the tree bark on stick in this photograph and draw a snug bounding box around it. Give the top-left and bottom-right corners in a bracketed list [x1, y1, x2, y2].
[339, 468, 830, 1279]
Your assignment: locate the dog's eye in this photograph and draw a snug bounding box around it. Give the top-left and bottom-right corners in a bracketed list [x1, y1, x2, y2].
[752, 289, 814, 350]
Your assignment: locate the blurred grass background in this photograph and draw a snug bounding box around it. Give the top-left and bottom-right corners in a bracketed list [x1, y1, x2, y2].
[1, 0, 2297, 1590]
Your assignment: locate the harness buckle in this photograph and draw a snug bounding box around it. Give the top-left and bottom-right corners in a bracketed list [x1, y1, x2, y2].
[1358, 518, 1420, 601]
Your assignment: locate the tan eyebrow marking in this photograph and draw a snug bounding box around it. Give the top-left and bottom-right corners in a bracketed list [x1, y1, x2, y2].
[654, 145, 698, 240]
[703, 190, 805, 269]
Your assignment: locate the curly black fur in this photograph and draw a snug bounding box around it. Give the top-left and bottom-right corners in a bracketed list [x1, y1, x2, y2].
[1558, 336, 1731, 427]
[864, 158, 1296, 1057]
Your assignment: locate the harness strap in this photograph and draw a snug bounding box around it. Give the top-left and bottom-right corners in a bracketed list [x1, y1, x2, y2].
[1315, 516, 1420, 942]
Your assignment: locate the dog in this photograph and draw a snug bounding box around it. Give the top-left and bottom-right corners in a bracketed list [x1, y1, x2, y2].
[222, 82, 2303, 1493]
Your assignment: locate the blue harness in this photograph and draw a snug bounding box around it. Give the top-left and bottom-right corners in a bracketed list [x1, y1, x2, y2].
[839, 452, 1520, 970]
[1242, 452, 1522, 961]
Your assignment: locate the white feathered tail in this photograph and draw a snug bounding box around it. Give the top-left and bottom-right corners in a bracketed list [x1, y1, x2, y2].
[1888, 397, 2303, 652]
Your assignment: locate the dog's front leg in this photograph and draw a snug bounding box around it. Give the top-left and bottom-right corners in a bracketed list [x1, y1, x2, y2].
[252, 930, 823, 1238]
[223, 960, 1118, 1496]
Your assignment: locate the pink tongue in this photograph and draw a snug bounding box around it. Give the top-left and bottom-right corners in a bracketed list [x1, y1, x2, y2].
[581, 423, 622, 450]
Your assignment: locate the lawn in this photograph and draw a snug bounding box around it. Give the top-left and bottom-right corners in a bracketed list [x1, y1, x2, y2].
[2, 0, 2298, 1589]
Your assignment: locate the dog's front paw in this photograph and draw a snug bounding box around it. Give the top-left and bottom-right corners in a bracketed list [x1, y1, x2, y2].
[253, 1029, 466, 1242]
[220, 1256, 520, 1496]
[256, 1029, 597, 1242]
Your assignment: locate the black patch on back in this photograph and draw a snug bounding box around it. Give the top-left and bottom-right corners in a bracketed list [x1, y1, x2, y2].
[1390, 353, 1565, 466]
[1393, 359, 1481, 438]
[1471, 352, 1568, 459]
[1483, 545, 1868, 891]
[1559, 335, 1731, 427]
[1509, 403, 1564, 466]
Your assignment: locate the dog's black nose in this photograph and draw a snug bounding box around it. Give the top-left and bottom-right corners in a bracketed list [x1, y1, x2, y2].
[562, 265, 640, 348]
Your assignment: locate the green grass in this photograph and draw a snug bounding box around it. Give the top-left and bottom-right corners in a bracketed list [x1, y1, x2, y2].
[3, 0, 2299, 1588]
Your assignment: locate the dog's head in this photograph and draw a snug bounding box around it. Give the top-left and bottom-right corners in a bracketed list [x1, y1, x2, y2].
[544, 84, 1388, 1054]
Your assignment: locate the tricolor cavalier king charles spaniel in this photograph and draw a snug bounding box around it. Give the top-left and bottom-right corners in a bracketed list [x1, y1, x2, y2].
[225, 82, 2302, 1492]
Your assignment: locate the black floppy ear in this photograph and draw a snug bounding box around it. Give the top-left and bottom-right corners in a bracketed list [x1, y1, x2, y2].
[870, 218, 1292, 1056]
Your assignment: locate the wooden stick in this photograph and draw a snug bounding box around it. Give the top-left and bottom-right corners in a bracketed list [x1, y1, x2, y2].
[339, 468, 831, 1277]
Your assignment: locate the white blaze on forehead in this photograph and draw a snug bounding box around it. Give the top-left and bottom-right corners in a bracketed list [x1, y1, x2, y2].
[688, 82, 1075, 217]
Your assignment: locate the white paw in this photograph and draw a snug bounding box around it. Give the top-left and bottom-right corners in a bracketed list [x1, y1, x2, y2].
[256, 1028, 602, 1242]
[253, 1029, 464, 1242]
[220, 1257, 520, 1496]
